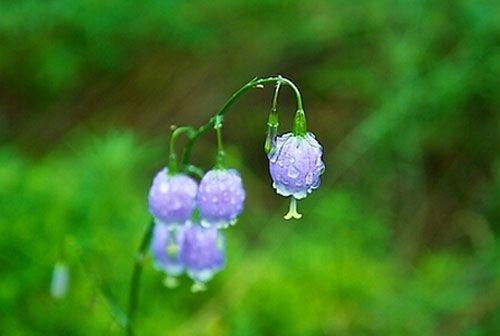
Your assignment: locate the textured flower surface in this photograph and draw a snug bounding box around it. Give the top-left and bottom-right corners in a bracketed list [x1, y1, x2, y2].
[151, 223, 185, 276]
[180, 224, 225, 283]
[148, 168, 198, 226]
[198, 169, 245, 228]
[268, 132, 325, 199]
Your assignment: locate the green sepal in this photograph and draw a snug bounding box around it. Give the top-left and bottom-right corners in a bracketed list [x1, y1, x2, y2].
[292, 109, 307, 136]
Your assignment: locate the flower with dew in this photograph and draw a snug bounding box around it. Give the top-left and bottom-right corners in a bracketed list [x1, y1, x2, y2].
[179, 224, 225, 291]
[151, 223, 185, 287]
[148, 168, 198, 227]
[268, 132, 325, 219]
[197, 169, 245, 228]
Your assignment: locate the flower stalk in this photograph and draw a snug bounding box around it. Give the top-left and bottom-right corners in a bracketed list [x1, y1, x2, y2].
[181, 76, 304, 166]
[125, 220, 154, 336]
[264, 79, 282, 154]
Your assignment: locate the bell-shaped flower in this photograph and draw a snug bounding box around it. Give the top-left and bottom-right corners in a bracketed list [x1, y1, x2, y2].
[148, 168, 198, 227]
[268, 132, 325, 219]
[179, 224, 225, 291]
[197, 169, 245, 229]
[151, 223, 185, 287]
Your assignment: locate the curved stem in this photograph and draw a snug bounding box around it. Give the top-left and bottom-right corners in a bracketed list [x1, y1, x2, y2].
[271, 78, 282, 112]
[126, 220, 154, 336]
[264, 79, 282, 154]
[168, 126, 195, 173]
[181, 76, 304, 165]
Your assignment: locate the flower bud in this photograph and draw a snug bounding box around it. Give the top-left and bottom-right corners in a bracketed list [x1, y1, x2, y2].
[50, 262, 69, 300]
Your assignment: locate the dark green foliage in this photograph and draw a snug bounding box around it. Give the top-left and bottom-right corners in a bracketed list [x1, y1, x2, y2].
[0, 0, 498, 335]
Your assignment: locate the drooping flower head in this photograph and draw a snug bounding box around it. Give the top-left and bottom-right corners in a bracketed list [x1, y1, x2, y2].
[180, 224, 225, 290]
[268, 132, 325, 218]
[151, 223, 185, 279]
[198, 169, 245, 228]
[148, 168, 198, 227]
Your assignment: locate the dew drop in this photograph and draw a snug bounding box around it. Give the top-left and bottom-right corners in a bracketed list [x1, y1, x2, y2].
[287, 166, 300, 178]
[159, 182, 170, 193]
[305, 173, 314, 185]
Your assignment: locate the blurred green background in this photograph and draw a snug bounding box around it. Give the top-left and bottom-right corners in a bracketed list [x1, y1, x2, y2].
[1, 0, 499, 335]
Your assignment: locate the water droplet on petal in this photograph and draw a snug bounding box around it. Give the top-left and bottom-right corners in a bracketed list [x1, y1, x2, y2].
[305, 173, 314, 185]
[288, 166, 300, 178]
[160, 182, 170, 193]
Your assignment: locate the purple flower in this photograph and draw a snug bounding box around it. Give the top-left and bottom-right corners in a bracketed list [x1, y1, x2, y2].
[148, 168, 198, 227]
[180, 224, 225, 285]
[198, 169, 245, 228]
[151, 223, 185, 277]
[268, 132, 325, 199]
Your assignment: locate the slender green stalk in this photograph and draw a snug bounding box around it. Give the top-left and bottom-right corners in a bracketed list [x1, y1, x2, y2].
[181, 76, 304, 166]
[126, 220, 154, 336]
[264, 79, 282, 154]
[168, 126, 195, 174]
[215, 120, 225, 168]
[271, 77, 282, 112]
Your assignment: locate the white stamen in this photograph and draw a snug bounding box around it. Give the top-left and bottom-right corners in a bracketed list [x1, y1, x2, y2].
[284, 197, 302, 220]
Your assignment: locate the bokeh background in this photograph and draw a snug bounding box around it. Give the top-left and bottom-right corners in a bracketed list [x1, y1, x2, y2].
[1, 0, 499, 335]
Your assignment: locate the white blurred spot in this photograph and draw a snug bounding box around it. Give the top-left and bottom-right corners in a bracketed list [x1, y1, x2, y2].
[50, 262, 69, 300]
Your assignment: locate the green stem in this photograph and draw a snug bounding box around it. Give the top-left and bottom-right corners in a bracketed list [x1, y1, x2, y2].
[125, 220, 154, 336]
[215, 126, 225, 168]
[292, 108, 307, 136]
[264, 79, 282, 154]
[168, 126, 195, 174]
[181, 76, 304, 165]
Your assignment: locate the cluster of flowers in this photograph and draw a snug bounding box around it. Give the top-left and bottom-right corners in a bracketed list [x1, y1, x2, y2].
[147, 132, 324, 290]
[146, 76, 325, 291]
[148, 167, 245, 290]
